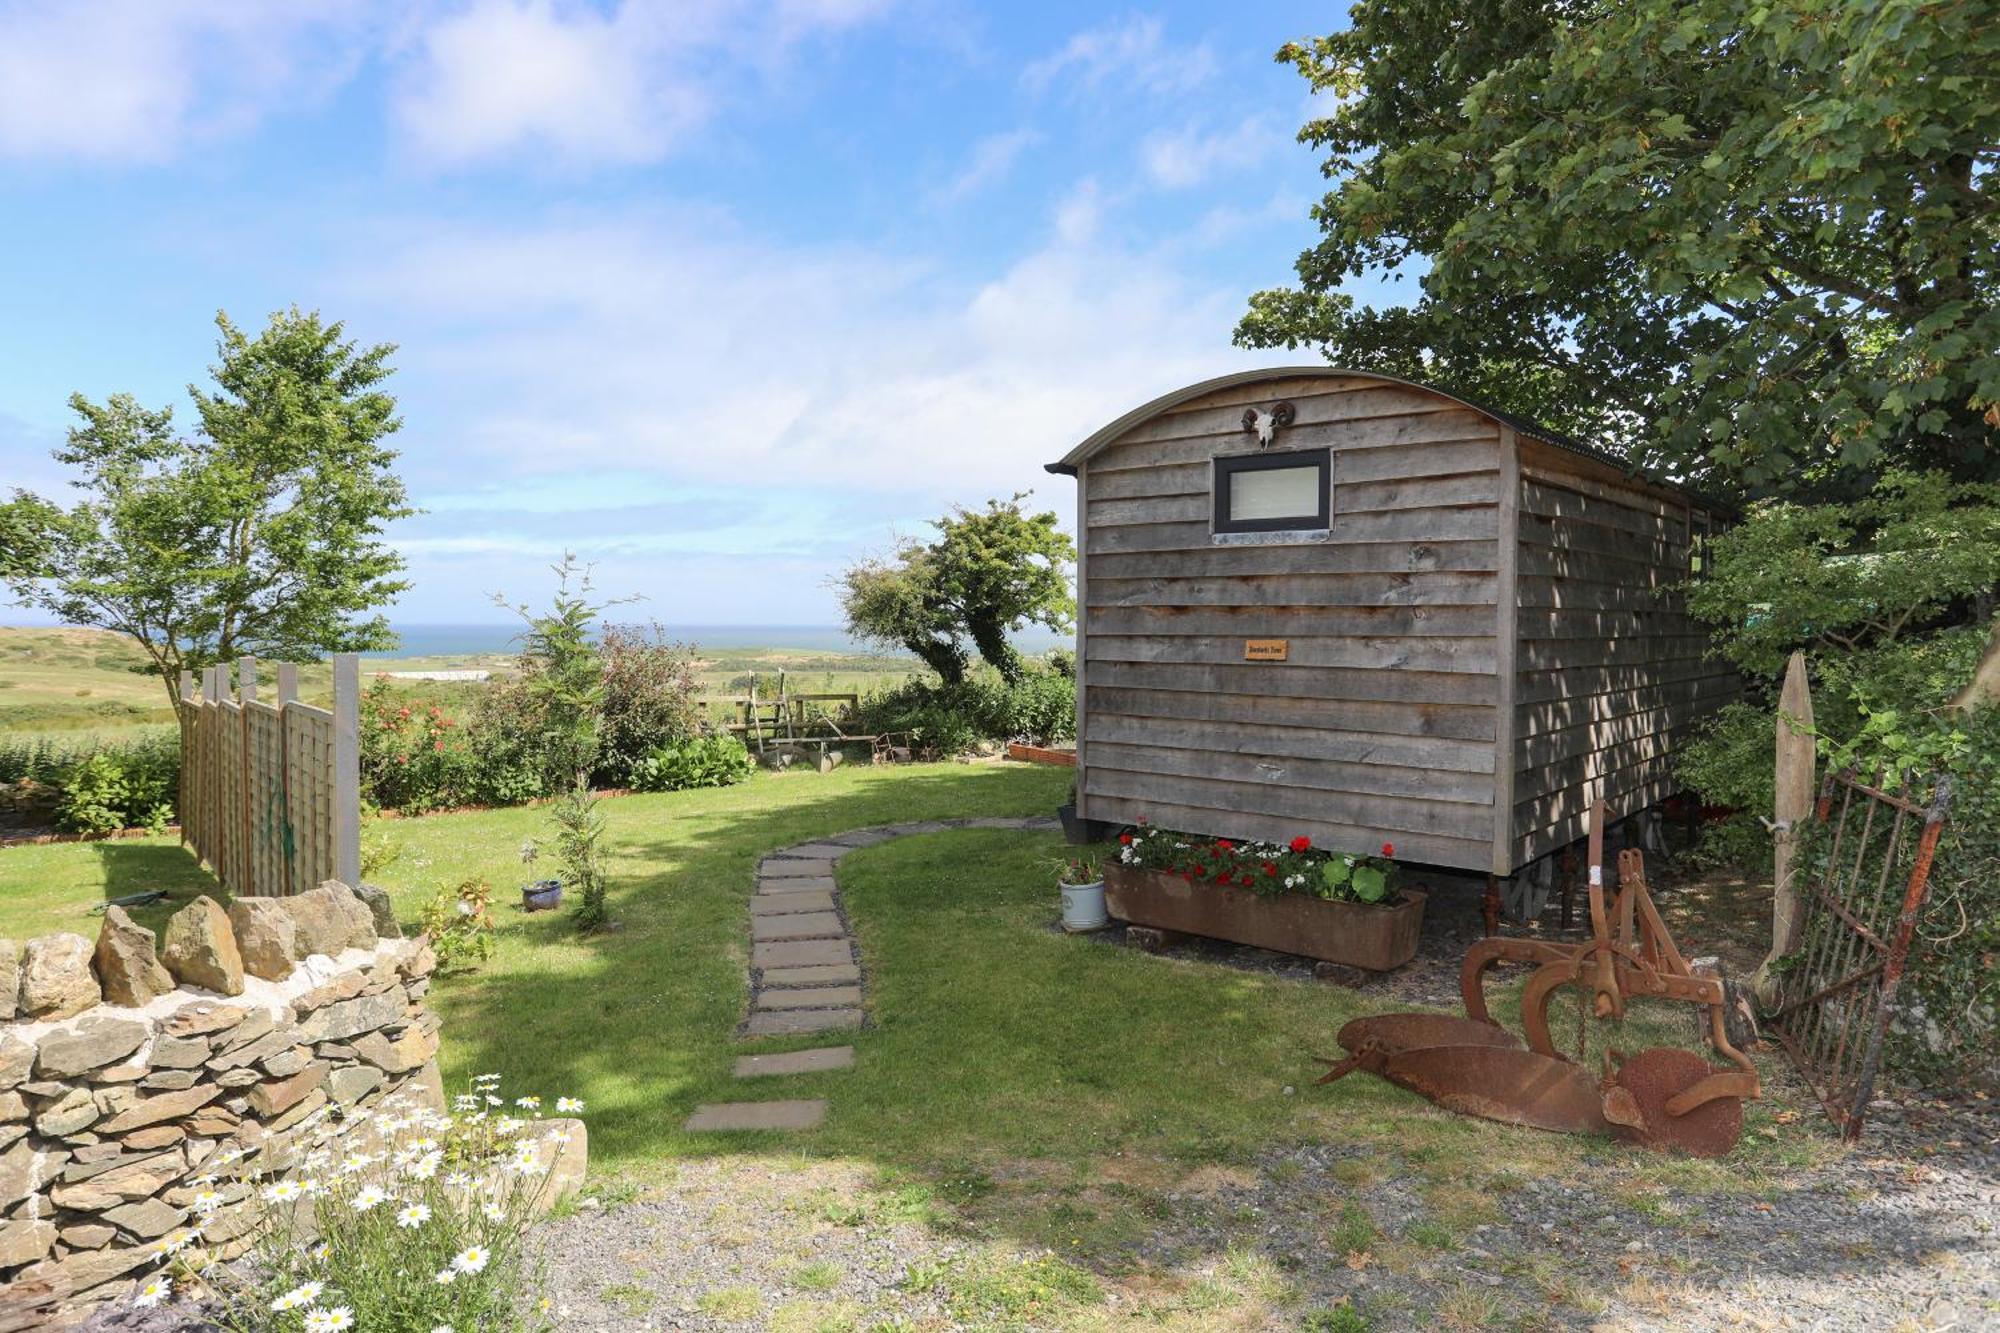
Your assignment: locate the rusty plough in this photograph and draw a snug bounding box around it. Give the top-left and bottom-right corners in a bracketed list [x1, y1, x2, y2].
[1316, 804, 1761, 1157]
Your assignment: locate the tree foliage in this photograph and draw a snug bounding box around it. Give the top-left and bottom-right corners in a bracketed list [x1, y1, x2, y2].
[839, 496, 1075, 685]
[1686, 471, 2000, 678]
[1, 308, 413, 704]
[1238, 0, 1998, 497]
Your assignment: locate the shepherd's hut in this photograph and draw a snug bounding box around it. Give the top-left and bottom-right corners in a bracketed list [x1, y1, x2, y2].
[1046, 367, 1736, 903]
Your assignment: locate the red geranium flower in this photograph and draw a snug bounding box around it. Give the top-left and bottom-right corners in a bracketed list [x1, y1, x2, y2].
[1239, 874, 1253, 887]
[1262, 861, 1277, 876]
[1381, 842, 1395, 858]
[1215, 839, 1234, 853]
[1289, 836, 1312, 854]
[1192, 864, 1207, 877]
[1119, 833, 1133, 845]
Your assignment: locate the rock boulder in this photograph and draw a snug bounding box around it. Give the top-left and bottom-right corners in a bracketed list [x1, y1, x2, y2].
[226, 898, 298, 981]
[93, 908, 174, 1007]
[159, 898, 244, 997]
[19, 934, 101, 1019]
[284, 882, 377, 957]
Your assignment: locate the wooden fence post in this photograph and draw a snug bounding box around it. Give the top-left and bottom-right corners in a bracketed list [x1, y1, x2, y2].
[333, 653, 361, 886]
[1756, 651, 1815, 1006]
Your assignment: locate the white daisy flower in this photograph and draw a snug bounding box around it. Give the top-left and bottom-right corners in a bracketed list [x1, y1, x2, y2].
[132, 1278, 170, 1308]
[262, 1181, 304, 1204]
[303, 1306, 354, 1332]
[482, 1201, 506, 1223]
[271, 1281, 323, 1312]
[434, 1268, 458, 1286]
[351, 1185, 388, 1211]
[452, 1246, 490, 1274]
[190, 1189, 223, 1214]
[555, 1097, 584, 1113]
[396, 1202, 431, 1229]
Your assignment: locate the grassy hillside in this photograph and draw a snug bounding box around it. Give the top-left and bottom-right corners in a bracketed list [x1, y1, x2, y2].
[0, 626, 923, 741]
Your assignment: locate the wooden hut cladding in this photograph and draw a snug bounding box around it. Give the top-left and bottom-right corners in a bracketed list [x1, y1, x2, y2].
[1047, 368, 1737, 878]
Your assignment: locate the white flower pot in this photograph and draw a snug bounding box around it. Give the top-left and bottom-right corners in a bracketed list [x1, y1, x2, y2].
[1060, 879, 1108, 933]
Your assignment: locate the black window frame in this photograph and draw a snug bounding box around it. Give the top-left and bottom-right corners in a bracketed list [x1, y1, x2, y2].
[1212, 448, 1332, 534]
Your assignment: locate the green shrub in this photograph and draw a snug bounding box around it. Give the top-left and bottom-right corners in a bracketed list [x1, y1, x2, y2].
[853, 667, 1076, 754]
[360, 679, 482, 814]
[42, 733, 179, 833]
[594, 623, 701, 784]
[629, 735, 754, 792]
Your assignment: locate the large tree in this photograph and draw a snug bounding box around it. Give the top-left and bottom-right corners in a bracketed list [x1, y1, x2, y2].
[1237, 0, 1997, 498]
[839, 496, 1075, 685]
[2, 308, 414, 707]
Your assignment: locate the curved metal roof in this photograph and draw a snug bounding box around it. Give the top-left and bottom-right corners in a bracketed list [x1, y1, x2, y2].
[1044, 364, 1709, 504]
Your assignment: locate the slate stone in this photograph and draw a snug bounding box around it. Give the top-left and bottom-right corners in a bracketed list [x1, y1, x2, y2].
[750, 912, 846, 942]
[19, 933, 101, 1019]
[2, 1137, 67, 1210]
[297, 990, 403, 1043]
[760, 963, 861, 987]
[752, 938, 852, 970]
[0, 1218, 56, 1267]
[733, 1047, 855, 1078]
[266, 1086, 328, 1132]
[140, 1070, 199, 1091]
[35, 1017, 148, 1080]
[755, 985, 863, 1011]
[261, 1047, 311, 1078]
[0, 1035, 30, 1093]
[20, 1241, 153, 1301]
[97, 1084, 220, 1134]
[757, 875, 838, 895]
[749, 890, 837, 915]
[120, 1125, 185, 1150]
[149, 1034, 211, 1070]
[160, 897, 244, 996]
[59, 1222, 116, 1250]
[682, 1099, 826, 1132]
[93, 907, 174, 1007]
[283, 882, 376, 956]
[247, 1062, 326, 1117]
[158, 1001, 245, 1038]
[213, 1007, 275, 1053]
[744, 1008, 862, 1037]
[102, 1196, 183, 1239]
[51, 1149, 184, 1210]
[349, 1025, 436, 1074]
[327, 1064, 383, 1106]
[207, 1025, 303, 1072]
[34, 1086, 101, 1137]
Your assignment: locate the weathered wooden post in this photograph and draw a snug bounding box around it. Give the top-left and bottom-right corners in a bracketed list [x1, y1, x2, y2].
[1755, 651, 1815, 1006]
[333, 653, 361, 887]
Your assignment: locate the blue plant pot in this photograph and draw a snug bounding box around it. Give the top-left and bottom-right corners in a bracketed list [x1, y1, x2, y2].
[522, 879, 563, 912]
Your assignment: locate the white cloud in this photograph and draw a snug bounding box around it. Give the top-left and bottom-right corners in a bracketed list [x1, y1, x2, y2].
[931, 128, 1040, 206]
[1140, 115, 1284, 190]
[392, 0, 894, 168]
[1021, 14, 1214, 99]
[337, 197, 1279, 556]
[0, 1, 372, 163]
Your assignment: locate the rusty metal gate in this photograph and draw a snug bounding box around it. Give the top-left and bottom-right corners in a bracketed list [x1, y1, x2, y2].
[1766, 768, 1952, 1138]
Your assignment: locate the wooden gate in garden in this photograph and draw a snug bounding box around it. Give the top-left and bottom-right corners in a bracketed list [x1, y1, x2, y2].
[177, 654, 360, 897]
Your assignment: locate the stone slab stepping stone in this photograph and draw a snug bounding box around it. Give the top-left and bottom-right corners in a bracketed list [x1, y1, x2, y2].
[753, 938, 852, 970]
[823, 829, 895, 847]
[683, 1099, 826, 1132]
[734, 1046, 854, 1079]
[755, 985, 863, 1011]
[751, 912, 845, 942]
[781, 843, 851, 858]
[761, 963, 860, 987]
[750, 890, 836, 916]
[761, 858, 837, 877]
[745, 1007, 862, 1036]
[757, 874, 837, 895]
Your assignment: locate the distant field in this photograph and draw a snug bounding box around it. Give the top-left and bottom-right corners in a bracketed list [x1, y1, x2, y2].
[0, 626, 921, 740]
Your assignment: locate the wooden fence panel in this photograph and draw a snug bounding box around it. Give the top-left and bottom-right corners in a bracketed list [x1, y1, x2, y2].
[178, 654, 359, 897]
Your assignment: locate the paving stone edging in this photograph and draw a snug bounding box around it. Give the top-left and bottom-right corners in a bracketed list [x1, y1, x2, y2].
[686, 815, 1057, 1134]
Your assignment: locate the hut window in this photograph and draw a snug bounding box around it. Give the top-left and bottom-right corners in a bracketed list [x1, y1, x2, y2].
[1213, 450, 1331, 533]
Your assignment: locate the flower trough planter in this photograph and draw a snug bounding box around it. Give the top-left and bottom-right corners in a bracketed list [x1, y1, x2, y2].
[1104, 863, 1426, 971]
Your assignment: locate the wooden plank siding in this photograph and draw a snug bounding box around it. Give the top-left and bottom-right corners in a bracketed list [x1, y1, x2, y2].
[1076, 374, 1505, 871]
[1507, 459, 1738, 866]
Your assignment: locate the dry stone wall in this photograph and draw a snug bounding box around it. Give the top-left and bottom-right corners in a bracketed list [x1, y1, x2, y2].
[0, 882, 440, 1312]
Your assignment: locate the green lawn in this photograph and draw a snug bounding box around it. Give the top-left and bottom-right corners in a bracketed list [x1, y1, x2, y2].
[0, 759, 1835, 1326]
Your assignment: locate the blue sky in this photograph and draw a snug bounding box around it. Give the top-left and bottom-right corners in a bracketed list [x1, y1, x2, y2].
[0, 1, 1380, 626]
